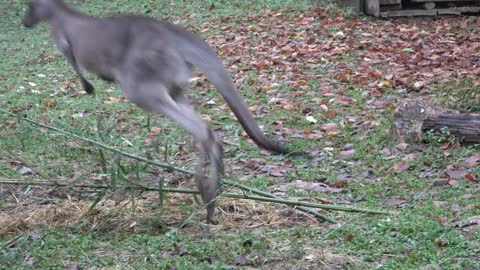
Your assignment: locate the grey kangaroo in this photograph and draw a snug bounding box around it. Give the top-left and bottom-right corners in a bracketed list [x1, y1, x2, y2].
[23, 0, 291, 223]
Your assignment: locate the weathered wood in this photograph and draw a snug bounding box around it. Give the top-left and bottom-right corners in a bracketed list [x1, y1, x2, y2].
[437, 8, 462, 15]
[390, 99, 480, 145]
[365, 0, 380, 17]
[380, 0, 401, 4]
[381, 4, 402, 11]
[380, 9, 437, 17]
[369, 0, 480, 17]
[423, 2, 436, 10]
[411, 0, 473, 2]
[423, 115, 480, 144]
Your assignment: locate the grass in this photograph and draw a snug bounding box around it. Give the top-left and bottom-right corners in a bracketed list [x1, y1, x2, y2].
[1, 0, 479, 269]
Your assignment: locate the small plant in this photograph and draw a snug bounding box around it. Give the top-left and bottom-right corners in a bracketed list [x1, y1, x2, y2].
[423, 126, 457, 144]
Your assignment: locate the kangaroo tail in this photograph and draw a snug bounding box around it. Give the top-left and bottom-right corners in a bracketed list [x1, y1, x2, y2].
[177, 29, 290, 155]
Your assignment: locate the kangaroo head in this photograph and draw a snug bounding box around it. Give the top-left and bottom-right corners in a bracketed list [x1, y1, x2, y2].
[23, 0, 63, 28]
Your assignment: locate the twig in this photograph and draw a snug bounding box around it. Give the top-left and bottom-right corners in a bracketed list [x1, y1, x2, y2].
[222, 179, 340, 222]
[0, 108, 194, 175]
[0, 179, 389, 215]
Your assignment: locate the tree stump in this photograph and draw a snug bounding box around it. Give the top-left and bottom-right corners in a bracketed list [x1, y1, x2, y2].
[390, 99, 480, 144]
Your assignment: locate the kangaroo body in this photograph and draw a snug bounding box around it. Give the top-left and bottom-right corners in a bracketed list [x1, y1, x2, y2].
[24, 0, 290, 222]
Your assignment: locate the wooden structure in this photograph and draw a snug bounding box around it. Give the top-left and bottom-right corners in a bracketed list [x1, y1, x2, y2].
[390, 100, 480, 145]
[364, 0, 480, 17]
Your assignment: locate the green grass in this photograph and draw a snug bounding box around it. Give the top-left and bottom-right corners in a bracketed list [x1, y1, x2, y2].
[1, 0, 479, 269]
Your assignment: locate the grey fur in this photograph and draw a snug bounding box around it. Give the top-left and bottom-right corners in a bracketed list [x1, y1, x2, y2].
[24, 0, 290, 223]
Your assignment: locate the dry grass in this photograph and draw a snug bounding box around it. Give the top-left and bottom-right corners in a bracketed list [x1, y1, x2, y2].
[0, 185, 321, 238]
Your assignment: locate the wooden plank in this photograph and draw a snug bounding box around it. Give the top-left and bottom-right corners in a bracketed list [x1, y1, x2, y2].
[410, 0, 479, 2]
[365, 0, 380, 16]
[436, 6, 480, 15]
[457, 6, 480, 12]
[380, 0, 401, 4]
[382, 4, 402, 11]
[380, 9, 437, 17]
[437, 8, 462, 15]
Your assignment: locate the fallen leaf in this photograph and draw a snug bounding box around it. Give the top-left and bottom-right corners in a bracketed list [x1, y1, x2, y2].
[465, 155, 480, 168]
[234, 254, 248, 266]
[320, 123, 338, 132]
[464, 173, 478, 182]
[4, 120, 17, 127]
[431, 179, 449, 187]
[432, 201, 447, 207]
[340, 149, 356, 156]
[395, 143, 408, 151]
[385, 198, 407, 207]
[448, 179, 458, 187]
[393, 161, 409, 172]
[104, 96, 121, 104]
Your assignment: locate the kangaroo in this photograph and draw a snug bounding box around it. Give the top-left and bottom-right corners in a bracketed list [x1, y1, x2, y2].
[23, 0, 292, 223]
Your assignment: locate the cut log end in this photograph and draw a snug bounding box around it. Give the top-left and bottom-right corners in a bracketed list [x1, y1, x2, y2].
[391, 99, 480, 144]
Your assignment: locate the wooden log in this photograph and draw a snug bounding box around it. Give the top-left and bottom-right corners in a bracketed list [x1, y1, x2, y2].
[423, 114, 480, 144]
[390, 99, 480, 144]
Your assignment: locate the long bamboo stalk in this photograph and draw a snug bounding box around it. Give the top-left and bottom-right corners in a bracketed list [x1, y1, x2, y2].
[0, 109, 391, 221]
[1, 109, 339, 221]
[0, 179, 388, 215]
[0, 108, 194, 175]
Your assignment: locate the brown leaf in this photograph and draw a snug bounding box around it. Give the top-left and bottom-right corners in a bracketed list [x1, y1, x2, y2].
[431, 179, 449, 187]
[402, 153, 417, 161]
[432, 201, 447, 207]
[320, 123, 338, 132]
[333, 96, 355, 106]
[445, 169, 467, 180]
[43, 101, 57, 108]
[340, 149, 356, 156]
[385, 198, 407, 207]
[395, 143, 408, 151]
[234, 254, 248, 266]
[4, 120, 17, 127]
[326, 109, 337, 118]
[464, 173, 478, 183]
[434, 215, 449, 226]
[465, 155, 480, 168]
[393, 161, 409, 172]
[436, 239, 449, 247]
[448, 179, 459, 187]
[269, 170, 284, 177]
[304, 130, 324, 140]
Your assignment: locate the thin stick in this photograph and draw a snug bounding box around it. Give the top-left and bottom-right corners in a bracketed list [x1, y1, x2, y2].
[0, 108, 194, 175]
[222, 179, 340, 221]
[0, 179, 389, 215]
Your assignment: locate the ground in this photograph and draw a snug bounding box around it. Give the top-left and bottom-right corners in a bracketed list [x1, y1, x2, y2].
[0, 0, 479, 269]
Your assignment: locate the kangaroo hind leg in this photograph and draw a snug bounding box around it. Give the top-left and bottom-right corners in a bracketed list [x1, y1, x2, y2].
[122, 81, 222, 223]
